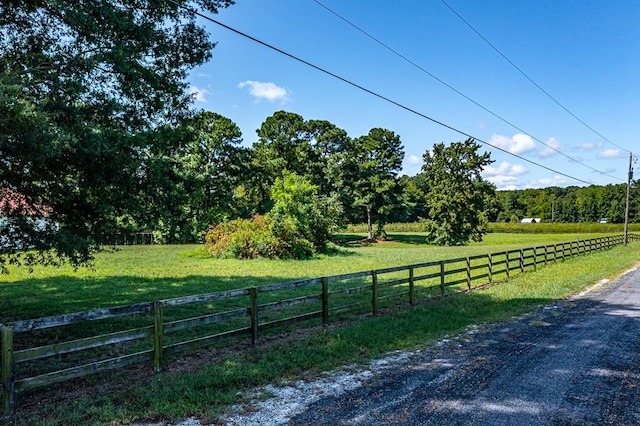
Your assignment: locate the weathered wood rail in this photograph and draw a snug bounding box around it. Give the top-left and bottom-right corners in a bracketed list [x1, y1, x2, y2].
[1, 234, 637, 416]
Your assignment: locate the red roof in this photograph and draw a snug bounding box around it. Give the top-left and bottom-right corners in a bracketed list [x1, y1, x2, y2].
[0, 188, 51, 217]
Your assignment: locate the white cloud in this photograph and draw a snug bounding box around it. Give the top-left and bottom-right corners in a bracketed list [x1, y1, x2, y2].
[489, 133, 536, 155]
[405, 154, 421, 165]
[238, 80, 289, 102]
[538, 137, 562, 158]
[189, 85, 209, 102]
[525, 175, 573, 189]
[482, 161, 528, 177]
[597, 149, 625, 159]
[578, 142, 602, 151]
[485, 175, 521, 190]
[482, 161, 529, 190]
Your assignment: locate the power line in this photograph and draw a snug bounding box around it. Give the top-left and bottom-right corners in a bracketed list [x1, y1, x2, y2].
[175, 1, 594, 186]
[311, 0, 623, 182]
[439, 0, 631, 155]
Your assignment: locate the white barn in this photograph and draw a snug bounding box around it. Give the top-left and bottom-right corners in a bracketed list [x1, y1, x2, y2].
[520, 218, 542, 224]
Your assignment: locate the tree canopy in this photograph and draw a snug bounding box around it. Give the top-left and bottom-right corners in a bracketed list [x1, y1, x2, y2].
[344, 128, 405, 240]
[420, 138, 495, 245]
[0, 0, 234, 271]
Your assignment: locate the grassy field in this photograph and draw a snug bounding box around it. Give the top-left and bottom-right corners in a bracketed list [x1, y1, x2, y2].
[2, 232, 640, 425]
[0, 232, 622, 321]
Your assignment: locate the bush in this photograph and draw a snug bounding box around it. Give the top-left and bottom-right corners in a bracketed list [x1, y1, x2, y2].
[204, 172, 344, 259]
[203, 214, 314, 259]
[204, 216, 272, 259]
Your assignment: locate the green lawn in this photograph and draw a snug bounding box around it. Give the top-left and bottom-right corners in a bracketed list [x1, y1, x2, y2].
[3, 233, 640, 425]
[0, 232, 615, 322]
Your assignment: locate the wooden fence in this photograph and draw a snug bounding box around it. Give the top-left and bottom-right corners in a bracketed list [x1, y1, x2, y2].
[1, 234, 638, 416]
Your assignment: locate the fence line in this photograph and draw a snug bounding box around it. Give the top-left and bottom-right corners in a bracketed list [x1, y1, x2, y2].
[2, 234, 638, 416]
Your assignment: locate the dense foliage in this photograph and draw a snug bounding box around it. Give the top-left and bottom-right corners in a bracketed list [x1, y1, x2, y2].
[0, 0, 234, 271]
[493, 184, 636, 224]
[204, 172, 341, 259]
[420, 139, 495, 245]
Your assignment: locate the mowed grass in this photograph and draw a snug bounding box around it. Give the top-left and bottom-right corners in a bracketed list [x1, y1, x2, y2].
[3, 233, 640, 425]
[0, 232, 612, 321]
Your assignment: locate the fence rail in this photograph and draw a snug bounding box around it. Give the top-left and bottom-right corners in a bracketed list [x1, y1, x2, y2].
[2, 234, 638, 416]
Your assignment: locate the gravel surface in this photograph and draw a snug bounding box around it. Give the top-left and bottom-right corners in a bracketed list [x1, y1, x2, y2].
[215, 264, 640, 425]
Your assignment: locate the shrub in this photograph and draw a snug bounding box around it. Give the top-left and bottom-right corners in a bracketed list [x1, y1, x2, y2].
[204, 171, 344, 259]
[203, 214, 314, 259]
[204, 216, 273, 259]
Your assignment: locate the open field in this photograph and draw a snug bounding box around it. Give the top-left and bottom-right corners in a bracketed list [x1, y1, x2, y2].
[0, 232, 621, 321]
[2, 233, 640, 425]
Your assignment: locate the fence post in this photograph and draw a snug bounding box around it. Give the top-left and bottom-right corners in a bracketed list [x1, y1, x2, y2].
[321, 277, 329, 326]
[439, 261, 445, 294]
[153, 301, 164, 373]
[250, 287, 259, 345]
[519, 249, 524, 273]
[533, 247, 537, 271]
[505, 251, 510, 280]
[465, 257, 471, 290]
[562, 243, 566, 261]
[543, 245, 548, 266]
[2, 325, 14, 418]
[371, 271, 378, 315]
[487, 254, 493, 283]
[409, 267, 415, 305]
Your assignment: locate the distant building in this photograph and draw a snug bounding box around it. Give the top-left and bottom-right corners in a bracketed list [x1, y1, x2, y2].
[0, 188, 54, 249]
[520, 218, 542, 224]
[599, 218, 608, 224]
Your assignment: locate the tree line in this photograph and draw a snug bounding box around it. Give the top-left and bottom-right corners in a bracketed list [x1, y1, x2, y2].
[491, 184, 638, 224]
[136, 109, 639, 249]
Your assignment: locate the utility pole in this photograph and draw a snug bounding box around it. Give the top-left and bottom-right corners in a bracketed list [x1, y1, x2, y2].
[624, 152, 633, 246]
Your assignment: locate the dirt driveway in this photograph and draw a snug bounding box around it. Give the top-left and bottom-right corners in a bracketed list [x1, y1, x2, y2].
[220, 265, 640, 425]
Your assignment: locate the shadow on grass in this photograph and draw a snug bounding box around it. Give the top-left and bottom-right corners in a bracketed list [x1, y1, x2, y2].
[333, 233, 431, 247]
[177, 242, 359, 259]
[319, 243, 360, 257]
[0, 273, 323, 323]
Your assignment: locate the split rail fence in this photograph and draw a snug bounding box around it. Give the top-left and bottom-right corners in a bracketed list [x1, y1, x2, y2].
[2, 234, 638, 416]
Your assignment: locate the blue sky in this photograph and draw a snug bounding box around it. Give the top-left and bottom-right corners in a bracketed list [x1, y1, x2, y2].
[187, 0, 639, 190]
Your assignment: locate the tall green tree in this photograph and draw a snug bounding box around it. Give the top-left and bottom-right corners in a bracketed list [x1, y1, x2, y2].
[135, 112, 247, 243]
[346, 128, 404, 240]
[181, 111, 247, 233]
[0, 0, 234, 271]
[251, 111, 352, 215]
[306, 119, 351, 196]
[421, 138, 495, 245]
[252, 111, 312, 210]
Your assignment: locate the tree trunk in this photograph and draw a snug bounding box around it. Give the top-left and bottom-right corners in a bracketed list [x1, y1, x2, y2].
[366, 205, 373, 240]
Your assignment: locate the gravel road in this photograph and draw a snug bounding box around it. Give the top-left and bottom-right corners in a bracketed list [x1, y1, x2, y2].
[218, 264, 640, 425]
